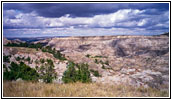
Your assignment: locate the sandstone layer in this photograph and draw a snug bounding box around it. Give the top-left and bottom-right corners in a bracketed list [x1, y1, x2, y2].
[3, 35, 169, 90]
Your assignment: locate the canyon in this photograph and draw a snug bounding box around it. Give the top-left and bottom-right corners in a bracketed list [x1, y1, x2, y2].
[3, 35, 169, 91]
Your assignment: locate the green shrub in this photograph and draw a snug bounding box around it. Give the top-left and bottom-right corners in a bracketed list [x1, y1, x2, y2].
[62, 61, 77, 83]
[5, 42, 43, 49]
[35, 59, 39, 64]
[104, 60, 109, 65]
[41, 46, 66, 61]
[26, 56, 31, 63]
[15, 56, 21, 61]
[40, 58, 45, 64]
[3, 55, 10, 62]
[90, 69, 101, 77]
[85, 54, 91, 58]
[94, 59, 99, 64]
[37, 59, 57, 83]
[94, 55, 103, 58]
[99, 60, 104, 64]
[62, 61, 91, 83]
[3, 62, 39, 81]
[53, 50, 66, 61]
[6, 42, 66, 61]
[92, 55, 107, 58]
[21, 57, 25, 60]
[102, 65, 105, 69]
[41, 48, 47, 52]
[76, 63, 91, 83]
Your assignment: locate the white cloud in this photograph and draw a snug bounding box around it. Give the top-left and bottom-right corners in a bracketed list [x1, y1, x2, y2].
[3, 8, 169, 37]
[3, 9, 145, 28]
[138, 19, 148, 26]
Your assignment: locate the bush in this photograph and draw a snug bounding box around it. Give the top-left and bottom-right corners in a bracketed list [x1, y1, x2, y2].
[35, 59, 39, 64]
[21, 57, 25, 60]
[75, 63, 91, 83]
[62, 61, 77, 83]
[5, 42, 44, 49]
[41, 46, 66, 61]
[3, 62, 39, 81]
[26, 56, 31, 62]
[94, 59, 99, 64]
[53, 50, 66, 61]
[104, 60, 109, 65]
[90, 69, 101, 77]
[6, 42, 66, 61]
[99, 60, 104, 64]
[92, 55, 107, 58]
[102, 65, 105, 69]
[3, 55, 10, 62]
[15, 56, 21, 61]
[62, 61, 91, 83]
[40, 58, 45, 64]
[85, 54, 91, 58]
[37, 59, 57, 83]
[41, 48, 47, 52]
[94, 55, 103, 58]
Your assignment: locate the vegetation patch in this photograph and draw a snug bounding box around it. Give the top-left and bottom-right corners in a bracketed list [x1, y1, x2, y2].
[3, 58, 57, 83]
[3, 62, 39, 81]
[36, 59, 57, 83]
[41, 46, 66, 61]
[85, 54, 107, 58]
[85, 54, 91, 58]
[5, 42, 66, 61]
[62, 61, 91, 83]
[3, 55, 10, 62]
[5, 42, 44, 49]
[90, 69, 101, 77]
[94, 59, 110, 69]
[92, 55, 107, 58]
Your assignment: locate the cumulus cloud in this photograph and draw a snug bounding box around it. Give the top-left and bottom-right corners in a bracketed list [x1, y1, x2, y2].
[3, 3, 169, 37]
[3, 9, 168, 28]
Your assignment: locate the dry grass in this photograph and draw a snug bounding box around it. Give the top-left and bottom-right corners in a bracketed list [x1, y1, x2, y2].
[3, 81, 168, 97]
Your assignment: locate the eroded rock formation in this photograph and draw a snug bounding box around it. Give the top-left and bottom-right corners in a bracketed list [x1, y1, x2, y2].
[3, 35, 169, 90]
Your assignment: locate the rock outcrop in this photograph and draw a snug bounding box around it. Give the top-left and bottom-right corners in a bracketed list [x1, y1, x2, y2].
[44, 35, 169, 89]
[3, 35, 169, 90]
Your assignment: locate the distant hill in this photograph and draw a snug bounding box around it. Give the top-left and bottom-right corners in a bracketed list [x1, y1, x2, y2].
[160, 32, 169, 37]
[3, 37, 11, 45]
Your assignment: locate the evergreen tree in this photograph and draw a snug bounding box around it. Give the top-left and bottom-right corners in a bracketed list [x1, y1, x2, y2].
[37, 59, 57, 83]
[62, 61, 91, 83]
[3, 62, 39, 81]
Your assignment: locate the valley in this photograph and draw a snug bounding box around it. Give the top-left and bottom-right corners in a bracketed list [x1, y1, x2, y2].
[3, 35, 169, 97]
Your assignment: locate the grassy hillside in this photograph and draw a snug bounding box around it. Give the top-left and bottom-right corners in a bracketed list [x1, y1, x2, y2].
[3, 81, 168, 97]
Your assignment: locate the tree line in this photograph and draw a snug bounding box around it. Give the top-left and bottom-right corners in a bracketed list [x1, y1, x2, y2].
[5, 42, 66, 61]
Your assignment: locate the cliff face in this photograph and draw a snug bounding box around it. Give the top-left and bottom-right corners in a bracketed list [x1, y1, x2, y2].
[47, 36, 169, 58]
[46, 35, 169, 89]
[3, 35, 169, 90]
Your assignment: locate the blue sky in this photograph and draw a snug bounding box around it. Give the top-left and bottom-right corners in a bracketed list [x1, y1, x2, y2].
[3, 3, 169, 37]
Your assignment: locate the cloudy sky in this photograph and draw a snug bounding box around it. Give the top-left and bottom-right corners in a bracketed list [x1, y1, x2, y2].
[3, 3, 169, 37]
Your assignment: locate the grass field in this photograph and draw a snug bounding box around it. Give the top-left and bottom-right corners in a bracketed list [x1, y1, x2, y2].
[3, 81, 168, 97]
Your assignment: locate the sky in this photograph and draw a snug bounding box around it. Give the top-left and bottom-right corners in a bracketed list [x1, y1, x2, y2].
[3, 3, 169, 37]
